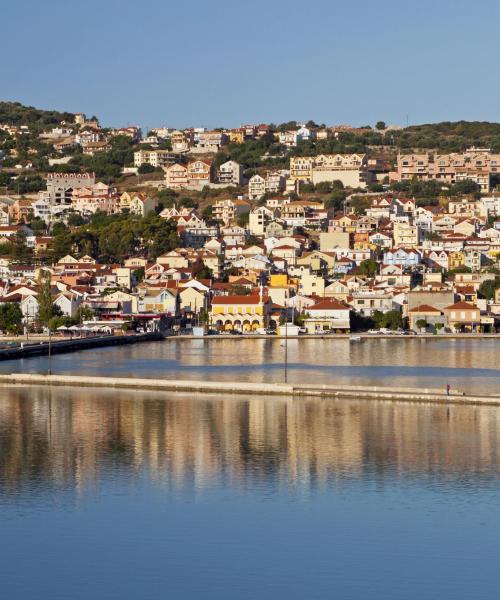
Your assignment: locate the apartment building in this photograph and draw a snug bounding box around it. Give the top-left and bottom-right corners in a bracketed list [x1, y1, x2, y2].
[248, 206, 275, 235]
[217, 160, 243, 186]
[396, 148, 500, 192]
[213, 198, 251, 225]
[134, 149, 179, 168]
[45, 172, 96, 206]
[165, 163, 188, 188]
[196, 131, 228, 151]
[289, 154, 371, 188]
[187, 160, 212, 188]
[170, 130, 191, 152]
[249, 174, 266, 200]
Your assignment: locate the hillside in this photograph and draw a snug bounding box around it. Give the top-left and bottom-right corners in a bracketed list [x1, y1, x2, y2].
[0, 101, 76, 129]
[391, 121, 500, 152]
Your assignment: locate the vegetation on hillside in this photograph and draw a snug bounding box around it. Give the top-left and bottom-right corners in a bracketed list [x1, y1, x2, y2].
[0, 101, 75, 130]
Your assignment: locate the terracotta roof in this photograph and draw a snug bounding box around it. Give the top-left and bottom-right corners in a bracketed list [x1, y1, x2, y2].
[310, 299, 349, 311]
[444, 301, 478, 310]
[409, 304, 442, 313]
[212, 295, 262, 305]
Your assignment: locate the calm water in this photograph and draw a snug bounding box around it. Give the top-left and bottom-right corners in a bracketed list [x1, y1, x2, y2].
[1, 337, 499, 394]
[1, 387, 500, 599]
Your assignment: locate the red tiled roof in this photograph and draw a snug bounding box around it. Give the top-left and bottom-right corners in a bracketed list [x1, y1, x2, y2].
[212, 295, 261, 304]
[444, 301, 477, 310]
[409, 304, 442, 313]
[310, 299, 349, 311]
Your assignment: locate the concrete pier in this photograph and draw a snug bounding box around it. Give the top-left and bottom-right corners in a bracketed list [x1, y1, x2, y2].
[0, 374, 499, 406]
[0, 333, 163, 360]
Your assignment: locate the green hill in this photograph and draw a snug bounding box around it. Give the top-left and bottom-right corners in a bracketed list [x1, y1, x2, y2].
[392, 121, 500, 152]
[0, 101, 75, 130]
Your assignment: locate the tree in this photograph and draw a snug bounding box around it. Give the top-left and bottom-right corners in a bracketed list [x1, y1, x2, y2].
[37, 269, 56, 326]
[359, 258, 378, 278]
[373, 309, 403, 330]
[450, 179, 480, 196]
[478, 277, 499, 300]
[325, 189, 347, 211]
[0, 303, 23, 334]
[75, 306, 94, 323]
[67, 212, 86, 227]
[138, 163, 156, 174]
[416, 319, 427, 331]
[375, 121, 386, 131]
[237, 211, 250, 227]
[196, 264, 213, 280]
[29, 216, 47, 235]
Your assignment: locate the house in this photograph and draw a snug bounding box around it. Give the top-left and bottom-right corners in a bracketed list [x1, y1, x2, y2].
[248, 206, 275, 235]
[187, 160, 212, 188]
[443, 301, 481, 332]
[248, 174, 266, 200]
[383, 248, 421, 267]
[376, 264, 412, 287]
[369, 232, 392, 249]
[221, 225, 246, 246]
[165, 163, 188, 189]
[393, 221, 419, 247]
[303, 299, 351, 334]
[139, 288, 177, 314]
[424, 250, 449, 271]
[179, 284, 207, 314]
[213, 198, 251, 226]
[408, 304, 446, 331]
[9, 198, 33, 223]
[103, 290, 139, 313]
[366, 196, 395, 219]
[298, 272, 325, 296]
[217, 160, 243, 186]
[19, 294, 39, 323]
[349, 292, 394, 316]
[129, 193, 157, 216]
[54, 291, 82, 317]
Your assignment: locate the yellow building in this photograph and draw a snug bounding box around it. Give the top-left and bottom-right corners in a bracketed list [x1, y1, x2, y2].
[449, 251, 465, 270]
[210, 294, 272, 332]
[229, 129, 245, 144]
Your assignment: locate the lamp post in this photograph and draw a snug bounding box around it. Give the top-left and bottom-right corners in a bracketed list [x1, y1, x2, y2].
[47, 326, 52, 376]
[284, 296, 288, 383]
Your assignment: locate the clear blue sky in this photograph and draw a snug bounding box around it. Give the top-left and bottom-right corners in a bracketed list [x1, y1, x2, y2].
[4, 0, 500, 131]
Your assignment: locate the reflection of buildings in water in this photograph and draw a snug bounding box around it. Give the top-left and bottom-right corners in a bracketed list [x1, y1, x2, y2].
[0, 388, 500, 497]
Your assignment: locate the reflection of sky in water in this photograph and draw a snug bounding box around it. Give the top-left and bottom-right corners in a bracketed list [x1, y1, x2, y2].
[0, 338, 498, 393]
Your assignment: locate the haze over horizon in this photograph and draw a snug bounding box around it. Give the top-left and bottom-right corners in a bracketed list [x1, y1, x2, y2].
[4, 0, 500, 131]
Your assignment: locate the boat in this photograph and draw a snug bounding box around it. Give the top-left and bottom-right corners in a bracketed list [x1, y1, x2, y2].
[349, 335, 362, 342]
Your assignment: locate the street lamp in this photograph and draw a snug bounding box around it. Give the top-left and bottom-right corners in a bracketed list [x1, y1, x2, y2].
[47, 326, 52, 376]
[284, 295, 288, 383]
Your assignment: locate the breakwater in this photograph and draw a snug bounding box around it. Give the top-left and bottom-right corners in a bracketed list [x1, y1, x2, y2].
[0, 374, 499, 406]
[0, 333, 163, 360]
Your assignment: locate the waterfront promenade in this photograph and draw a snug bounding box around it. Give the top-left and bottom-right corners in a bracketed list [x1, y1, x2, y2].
[1, 373, 499, 406]
[0, 332, 163, 360]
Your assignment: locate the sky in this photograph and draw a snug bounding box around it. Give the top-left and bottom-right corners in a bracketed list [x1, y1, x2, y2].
[3, 0, 500, 131]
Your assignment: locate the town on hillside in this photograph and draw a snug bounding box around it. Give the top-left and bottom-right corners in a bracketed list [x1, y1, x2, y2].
[0, 103, 499, 336]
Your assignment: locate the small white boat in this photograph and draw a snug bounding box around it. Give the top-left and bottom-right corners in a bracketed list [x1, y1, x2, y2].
[349, 335, 362, 342]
